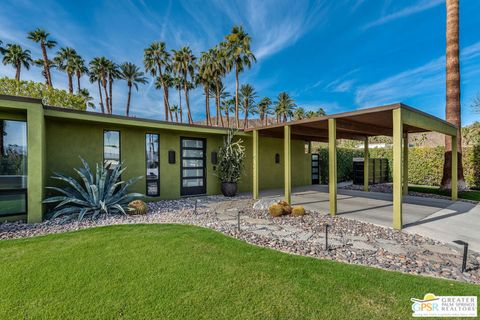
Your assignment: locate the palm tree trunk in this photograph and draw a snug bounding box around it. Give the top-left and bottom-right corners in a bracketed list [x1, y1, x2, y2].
[103, 80, 110, 114]
[235, 68, 239, 128]
[178, 87, 183, 123]
[76, 72, 81, 92]
[205, 86, 211, 126]
[158, 65, 170, 122]
[442, 0, 464, 189]
[126, 83, 132, 116]
[109, 78, 113, 114]
[68, 72, 73, 93]
[97, 80, 105, 113]
[184, 79, 193, 124]
[40, 43, 52, 87]
[216, 85, 224, 127]
[244, 102, 248, 129]
[175, 112, 178, 123]
[15, 64, 21, 81]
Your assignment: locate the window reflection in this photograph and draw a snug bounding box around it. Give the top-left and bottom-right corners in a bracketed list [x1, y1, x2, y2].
[146, 134, 159, 196]
[104, 130, 120, 168]
[0, 120, 27, 216]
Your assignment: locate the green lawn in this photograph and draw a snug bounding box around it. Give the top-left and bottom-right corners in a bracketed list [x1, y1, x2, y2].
[0, 225, 477, 319]
[409, 185, 480, 201]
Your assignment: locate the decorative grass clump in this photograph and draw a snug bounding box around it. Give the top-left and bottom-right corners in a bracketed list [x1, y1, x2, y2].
[268, 203, 284, 217]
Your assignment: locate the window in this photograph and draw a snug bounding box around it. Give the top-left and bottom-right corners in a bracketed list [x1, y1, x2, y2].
[0, 120, 27, 216]
[146, 133, 159, 196]
[104, 130, 120, 168]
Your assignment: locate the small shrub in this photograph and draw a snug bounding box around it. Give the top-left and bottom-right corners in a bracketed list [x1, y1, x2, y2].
[128, 200, 148, 215]
[279, 200, 292, 215]
[268, 204, 284, 217]
[291, 206, 305, 217]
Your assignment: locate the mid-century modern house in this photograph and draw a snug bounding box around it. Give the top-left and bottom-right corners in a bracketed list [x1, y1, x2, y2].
[0, 95, 459, 230]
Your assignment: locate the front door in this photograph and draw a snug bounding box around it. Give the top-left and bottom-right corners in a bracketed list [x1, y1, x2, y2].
[180, 138, 206, 196]
[311, 153, 320, 184]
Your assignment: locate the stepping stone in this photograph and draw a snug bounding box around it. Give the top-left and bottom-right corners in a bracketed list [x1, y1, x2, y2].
[312, 238, 342, 246]
[423, 244, 459, 255]
[352, 241, 376, 251]
[272, 230, 294, 237]
[378, 243, 407, 255]
[297, 232, 314, 241]
[376, 239, 398, 245]
[347, 235, 368, 242]
[252, 229, 271, 236]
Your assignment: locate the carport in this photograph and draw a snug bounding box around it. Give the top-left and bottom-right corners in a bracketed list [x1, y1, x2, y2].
[246, 103, 459, 230]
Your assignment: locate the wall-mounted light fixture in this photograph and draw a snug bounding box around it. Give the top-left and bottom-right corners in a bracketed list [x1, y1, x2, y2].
[211, 151, 218, 165]
[168, 150, 176, 164]
[275, 153, 280, 164]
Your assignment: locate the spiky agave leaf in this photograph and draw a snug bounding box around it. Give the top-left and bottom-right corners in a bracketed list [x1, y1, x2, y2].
[43, 158, 144, 221]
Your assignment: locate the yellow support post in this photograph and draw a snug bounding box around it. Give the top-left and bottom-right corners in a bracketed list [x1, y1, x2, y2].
[328, 119, 337, 216]
[363, 138, 369, 192]
[284, 125, 291, 204]
[392, 109, 403, 230]
[253, 130, 259, 200]
[403, 133, 409, 196]
[451, 135, 458, 201]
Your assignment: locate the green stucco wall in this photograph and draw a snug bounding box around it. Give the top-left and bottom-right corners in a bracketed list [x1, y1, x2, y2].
[45, 118, 311, 200]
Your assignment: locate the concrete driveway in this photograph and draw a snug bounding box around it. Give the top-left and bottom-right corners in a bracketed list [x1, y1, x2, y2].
[259, 185, 480, 252]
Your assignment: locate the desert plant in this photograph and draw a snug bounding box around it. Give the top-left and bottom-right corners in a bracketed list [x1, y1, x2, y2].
[217, 129, 245, 183]
[43, 158, 144, 221]
[128, 200, 148, 215]
[291, 205, 306, 217]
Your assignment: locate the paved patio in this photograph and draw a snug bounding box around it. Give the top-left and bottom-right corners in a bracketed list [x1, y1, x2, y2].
[258, 185, 480, 252]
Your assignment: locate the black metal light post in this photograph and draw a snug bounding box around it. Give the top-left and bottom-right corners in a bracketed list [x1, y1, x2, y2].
[325, 224, 329, 251]
[453, 240, 469, 273]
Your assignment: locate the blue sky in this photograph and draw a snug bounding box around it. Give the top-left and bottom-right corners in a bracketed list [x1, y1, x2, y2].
[1, 0, 480, 125]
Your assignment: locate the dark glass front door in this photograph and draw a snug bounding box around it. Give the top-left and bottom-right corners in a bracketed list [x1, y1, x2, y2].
[180, 138, 206, 196]
[311, 153, 319, 184]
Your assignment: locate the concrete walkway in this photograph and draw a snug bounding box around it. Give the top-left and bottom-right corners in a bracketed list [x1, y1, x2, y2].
[258, 185, 480, 252]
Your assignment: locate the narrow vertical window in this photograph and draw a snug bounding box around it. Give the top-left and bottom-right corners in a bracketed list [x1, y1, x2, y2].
[104, 130, 120, 168]
[146, 133, 160, 196]
[0, 120, 27, 216]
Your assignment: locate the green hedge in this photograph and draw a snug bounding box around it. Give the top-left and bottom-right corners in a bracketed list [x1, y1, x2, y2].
[0, 77, 86, 110]
[316, 145, 480, 189]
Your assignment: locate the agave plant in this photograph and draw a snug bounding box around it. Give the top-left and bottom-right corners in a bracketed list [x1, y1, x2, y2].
[43, 158, 144, 221]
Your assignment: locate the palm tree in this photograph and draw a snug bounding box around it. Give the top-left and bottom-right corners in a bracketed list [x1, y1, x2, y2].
[54, 47, 77, 93]
[106, 60, 120, 114]
[442, 0, 464, 189]
[1, 44, 32, 81]
[224, 26, 256, 128]
[209, 81, 229, 127]
[275, 92, 296, 122]
[239, 84, 257, 129]
[144, 41, 171, 121]
[78, 88, 95, 110]
[71, 55, 87, 92]
[293, 107, 306, 120]
[120, 62, 148, 116]
[32, 58, 56, 84]
[198, 49, 217, 126]
[88, 57, 109, 114]
[209, 46, 228, 126]
[155, 73, 174, 120]
[221, 98, 235, 128]
[257, 97, 272, 126]
[27, 28, 56, 87]
[170, 104, 179, 123]
[172, 46, 196, 124]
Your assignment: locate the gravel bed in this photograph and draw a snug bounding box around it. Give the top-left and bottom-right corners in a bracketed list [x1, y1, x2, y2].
[1, 196, 479, 285]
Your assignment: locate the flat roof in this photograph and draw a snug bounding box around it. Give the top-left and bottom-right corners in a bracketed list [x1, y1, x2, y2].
[245, 103, 457, 141]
